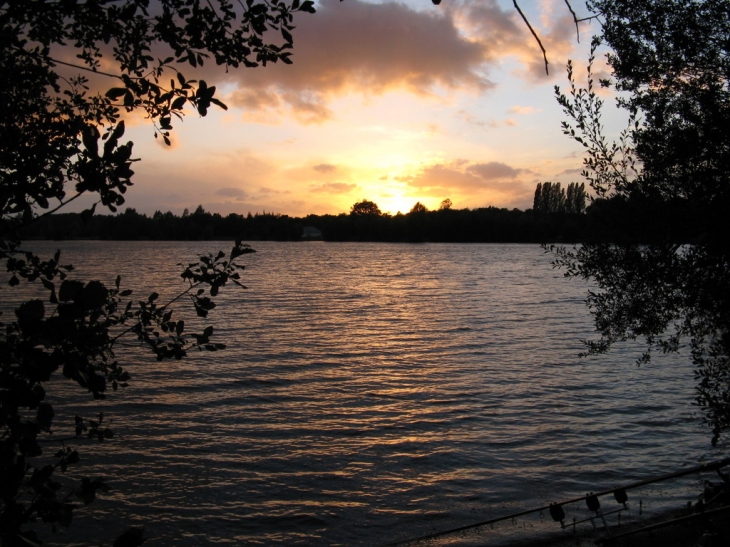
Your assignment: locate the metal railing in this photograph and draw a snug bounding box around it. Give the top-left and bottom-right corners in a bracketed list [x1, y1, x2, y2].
[385, 457, 730, 547]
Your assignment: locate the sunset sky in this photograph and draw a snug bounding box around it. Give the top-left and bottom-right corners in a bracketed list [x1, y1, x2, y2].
[104, 0, 626, 217]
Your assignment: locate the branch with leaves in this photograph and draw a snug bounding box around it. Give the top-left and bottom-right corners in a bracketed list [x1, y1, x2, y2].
[0, 239, 253, 544]
[554, 38, 640, 198]
[549, 0, 730, 447]
[1, 1, 317, 543]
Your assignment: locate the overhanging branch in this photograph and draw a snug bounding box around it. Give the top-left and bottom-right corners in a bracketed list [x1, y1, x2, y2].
[513, 0, 549, 75]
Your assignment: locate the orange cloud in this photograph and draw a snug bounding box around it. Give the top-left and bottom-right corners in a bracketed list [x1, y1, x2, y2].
[313, 164, 337, 173]
[508, 105, 538, 114]
[54, 0, 582, 130]
[222, 0, 490, 121]
[258, 187, 287, 195]
[215, 187, 247, 199]
[402, 160, 532, 201]
[455, 0, 581, 82]
[467, 161, 525, 180]
[309, 182, 357, 194]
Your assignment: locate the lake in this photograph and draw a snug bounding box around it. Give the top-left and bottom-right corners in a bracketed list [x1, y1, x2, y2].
[8, 241, 720, 546]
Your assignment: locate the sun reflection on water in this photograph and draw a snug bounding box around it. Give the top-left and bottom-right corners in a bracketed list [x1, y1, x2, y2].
[13, 241, 713, 547]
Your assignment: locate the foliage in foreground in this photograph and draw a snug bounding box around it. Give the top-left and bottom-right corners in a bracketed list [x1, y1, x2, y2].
[1, 0, 314, 544]
[553, 0, 730, 444]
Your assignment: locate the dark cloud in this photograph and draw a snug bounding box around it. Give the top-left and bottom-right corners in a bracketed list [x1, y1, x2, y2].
[223, 0, 491, 121]
[456, 0, 524, 60]
[467, 161, 523, 180]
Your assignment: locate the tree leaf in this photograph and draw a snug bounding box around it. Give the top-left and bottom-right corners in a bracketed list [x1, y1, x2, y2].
[171, 96, 187, 110]
[105, 87, 128, 99]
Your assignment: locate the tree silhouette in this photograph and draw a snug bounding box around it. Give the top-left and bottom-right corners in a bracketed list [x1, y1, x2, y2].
[553, 0, 730, 444]
[533, 182, 586, 214]
[350, 200, 383, 216]
[565, 183, 586, 214]
[1, 0, 314, 544]
[409, 202, 428, 214]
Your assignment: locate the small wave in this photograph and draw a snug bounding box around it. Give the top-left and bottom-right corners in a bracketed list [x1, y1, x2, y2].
[365, 391, 402, 399]
[239, 513, 329, 529]
[232, 378, 289, 388]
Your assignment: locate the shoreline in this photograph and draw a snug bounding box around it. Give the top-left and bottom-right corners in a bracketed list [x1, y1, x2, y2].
[497, 499, 730, 547]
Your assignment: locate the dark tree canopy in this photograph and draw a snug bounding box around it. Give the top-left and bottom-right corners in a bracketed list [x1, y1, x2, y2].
[409, 202, 428, 214]
[555, 0, 730, 444]
[350, 199, 383, 217]
[595, 0, 730, 206]
[15, 203, 596, 244]
[533, 182, 586, 214]
[534, 182, 561, 214]
[1, 0, 314, 544]
[1, 0, 315, 227]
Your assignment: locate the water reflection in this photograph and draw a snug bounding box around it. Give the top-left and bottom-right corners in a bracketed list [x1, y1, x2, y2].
[13, 241, 713, 547]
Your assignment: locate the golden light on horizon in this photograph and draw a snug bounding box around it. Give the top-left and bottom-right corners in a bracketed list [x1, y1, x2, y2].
[61, 0, 598, 219]
[350, 173, 430, 216]
[378, 194, 432, 216]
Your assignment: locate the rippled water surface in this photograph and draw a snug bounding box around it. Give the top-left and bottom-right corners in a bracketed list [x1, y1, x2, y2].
[12, 241, 721, 546]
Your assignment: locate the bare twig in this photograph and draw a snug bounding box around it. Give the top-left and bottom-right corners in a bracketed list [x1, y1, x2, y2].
[564, 0, 580, 42]
[48, 56, 122, 80]
[513, 0, 548, 75]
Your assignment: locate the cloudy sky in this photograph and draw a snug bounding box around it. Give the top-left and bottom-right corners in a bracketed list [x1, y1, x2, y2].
[111, 0, 624, 217]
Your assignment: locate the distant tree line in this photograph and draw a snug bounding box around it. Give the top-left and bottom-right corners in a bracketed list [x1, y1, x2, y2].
[305, 198, 585, 242]
[19, 182, 689, 244]
[533, 182, 586, 214]
[18, 205, 305, 241]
